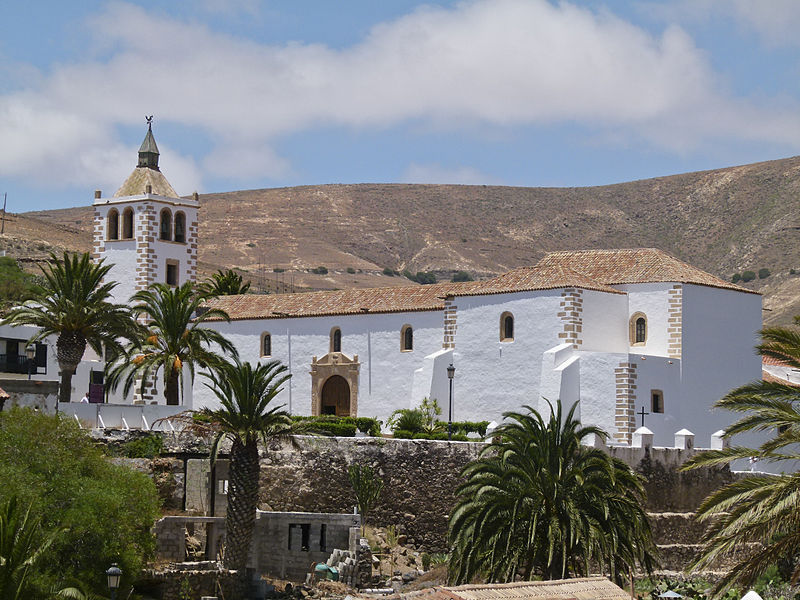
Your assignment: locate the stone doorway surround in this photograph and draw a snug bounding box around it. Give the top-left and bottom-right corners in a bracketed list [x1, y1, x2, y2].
[310, 352, 359, 417]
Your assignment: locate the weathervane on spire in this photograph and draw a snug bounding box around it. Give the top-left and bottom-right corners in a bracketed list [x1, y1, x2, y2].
[145, 115, 154, 129]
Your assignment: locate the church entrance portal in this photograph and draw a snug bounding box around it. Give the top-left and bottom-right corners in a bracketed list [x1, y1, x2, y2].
[310, 352, 359, 417]
[321, 375, 350, 416]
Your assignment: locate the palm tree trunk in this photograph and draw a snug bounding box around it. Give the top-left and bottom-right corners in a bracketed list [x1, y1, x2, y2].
[164, 369, 180, 406]
[223, 437, 260, 576]
[56, 332, 86, 404]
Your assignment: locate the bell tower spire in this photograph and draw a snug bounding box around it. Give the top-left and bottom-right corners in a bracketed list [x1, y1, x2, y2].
[137, 115, 160, 170]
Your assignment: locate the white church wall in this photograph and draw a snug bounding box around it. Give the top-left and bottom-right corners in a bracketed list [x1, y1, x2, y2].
[450, 290, 565, 424]
[615, 282, 675, 356]
[194, 310, 444, 424]
[626, 354, 682, 446]
[577, 351, 627, 436]
[678, 284, 762, 445]
[579, 290, 628, 352]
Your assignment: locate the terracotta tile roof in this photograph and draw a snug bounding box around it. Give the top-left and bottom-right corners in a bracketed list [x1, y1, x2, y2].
[763, 356, 789, 367]
[536, 248, 758, 294]
[391, 577, 628, 600]
[205, 264, 624, 321]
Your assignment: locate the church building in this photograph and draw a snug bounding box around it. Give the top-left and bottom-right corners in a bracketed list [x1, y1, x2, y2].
[85, 125, 763, 446]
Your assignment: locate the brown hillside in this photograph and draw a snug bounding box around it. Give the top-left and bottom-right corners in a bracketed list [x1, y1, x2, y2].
[17, 155, 800, 324]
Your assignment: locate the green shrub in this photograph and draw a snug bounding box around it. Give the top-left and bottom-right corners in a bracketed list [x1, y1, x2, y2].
[0, 408, 160, 596]
[291, 415, 381, 437]
[311, 266, 328, 275]
[446, 420, 491, 437]
[402, 269, 414, 280]
[758, 268, 771, 279]
[388, 408, 425, 433]
[791, 268, 796, 275]
[273, 267, 285, 273]
[347, 267, 356, 274]
[393, 429, 414, 439]
[731, 273, 741, 283]
[415, 271, 437, 284]
[121, 434, 164, 458]
[421, 552, 431, 570]
[741, 270, 756, 282]
[451, 271, 474, 282]
[383, 267, 395, 276]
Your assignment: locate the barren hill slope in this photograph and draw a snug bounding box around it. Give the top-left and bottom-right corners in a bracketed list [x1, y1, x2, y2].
[18, 155, 800, 324]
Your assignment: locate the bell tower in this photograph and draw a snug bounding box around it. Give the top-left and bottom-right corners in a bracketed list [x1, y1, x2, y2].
[92, 118, 199, 305]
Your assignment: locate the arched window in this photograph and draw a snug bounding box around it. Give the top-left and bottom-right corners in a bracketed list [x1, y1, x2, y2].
[629, 312, 647, 346]
[122, 208, 134, 239]
[261, 332, 272, 357]
[500, 312, 514, 342]
[401, 325, 413, 351]
[159, 209, 172, 241]
[107, 209, 119, 240]
[330, 327, 341, 353]
[174, 211, 186, 243]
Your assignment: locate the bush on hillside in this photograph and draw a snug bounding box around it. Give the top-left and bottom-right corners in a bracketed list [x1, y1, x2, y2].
[311, 266, 328, 275]
[451, 271, 474, 282]
[0, 256, 40, 309]
[383, 267, 395, 276]
[731, 273, 741, 283]
[758, 268, 771, 279]
[347, 267, 356, 274]
[741, 270, 756, 282]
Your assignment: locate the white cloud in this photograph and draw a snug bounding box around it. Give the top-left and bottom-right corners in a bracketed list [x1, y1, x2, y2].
[402, 163, 504, 185]
[2, 0, 800, 191]
[640, 0, 800, 47]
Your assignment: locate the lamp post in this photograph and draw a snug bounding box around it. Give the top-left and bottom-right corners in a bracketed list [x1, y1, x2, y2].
[447, 363, 455, 441]
[25, 345, 35, 381]
[106, 563, 122, 600]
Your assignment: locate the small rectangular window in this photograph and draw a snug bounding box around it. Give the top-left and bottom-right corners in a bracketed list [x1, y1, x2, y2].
[320, 524, 327, 552]
[217, 479, 229, 495]
[166, 260, 179, 286]
[651, 390, 664, 414]
[288, 523, 310, 551]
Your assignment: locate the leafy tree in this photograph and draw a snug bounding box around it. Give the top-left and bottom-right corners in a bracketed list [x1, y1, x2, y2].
[0, 256, 40, 310]
[0, 408, 159, 596]
[199, 269, 251, 296]
[348, 463, 384, 535]
[758, 268, 771, 279]
[1, 252, 135, 404]
[415, 271, 437, 284]
[448, 400, 656, 584]
[683, 316, 800, 595]
[451, 270, 474, 282]
[181, 359, 298, 577]
[731, 273, 741, 283]
[741, 270, 756, 282]
[107, 282, 237, 405]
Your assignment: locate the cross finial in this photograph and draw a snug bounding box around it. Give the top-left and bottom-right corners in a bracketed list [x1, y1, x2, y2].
[638, 406, 649, 427]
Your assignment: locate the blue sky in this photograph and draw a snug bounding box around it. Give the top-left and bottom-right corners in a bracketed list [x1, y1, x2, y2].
[3, 0, 800, 211]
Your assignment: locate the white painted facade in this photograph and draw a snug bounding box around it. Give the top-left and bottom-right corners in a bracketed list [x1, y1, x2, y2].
[1, 127, 766, 450]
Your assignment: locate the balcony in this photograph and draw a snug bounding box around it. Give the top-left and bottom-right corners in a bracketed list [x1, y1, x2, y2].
[0, 354, 36, 375]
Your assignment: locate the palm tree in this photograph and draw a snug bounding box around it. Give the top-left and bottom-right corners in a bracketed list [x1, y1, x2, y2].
[0, 496, 61, 600]
[682, 317, 800, 595]
[1, 252, 134, 404]
[448, 400, 656, 584]
[106, 282, 237, 405]
[185, 359, 295, 573]
[199, 269, 251, 297]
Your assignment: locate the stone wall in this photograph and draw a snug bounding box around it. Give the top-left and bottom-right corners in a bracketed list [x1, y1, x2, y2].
[256, 436, 483, 552]
[138, 563, 237, 600]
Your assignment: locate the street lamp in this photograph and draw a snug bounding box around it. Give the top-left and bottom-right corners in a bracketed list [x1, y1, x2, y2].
[447, 363, 455, 441]
[106, 563, 122, 600]
[25, 345, 35, 381]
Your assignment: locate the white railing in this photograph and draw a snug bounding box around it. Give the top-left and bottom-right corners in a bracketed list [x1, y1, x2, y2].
[59, 402, 186, 431]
